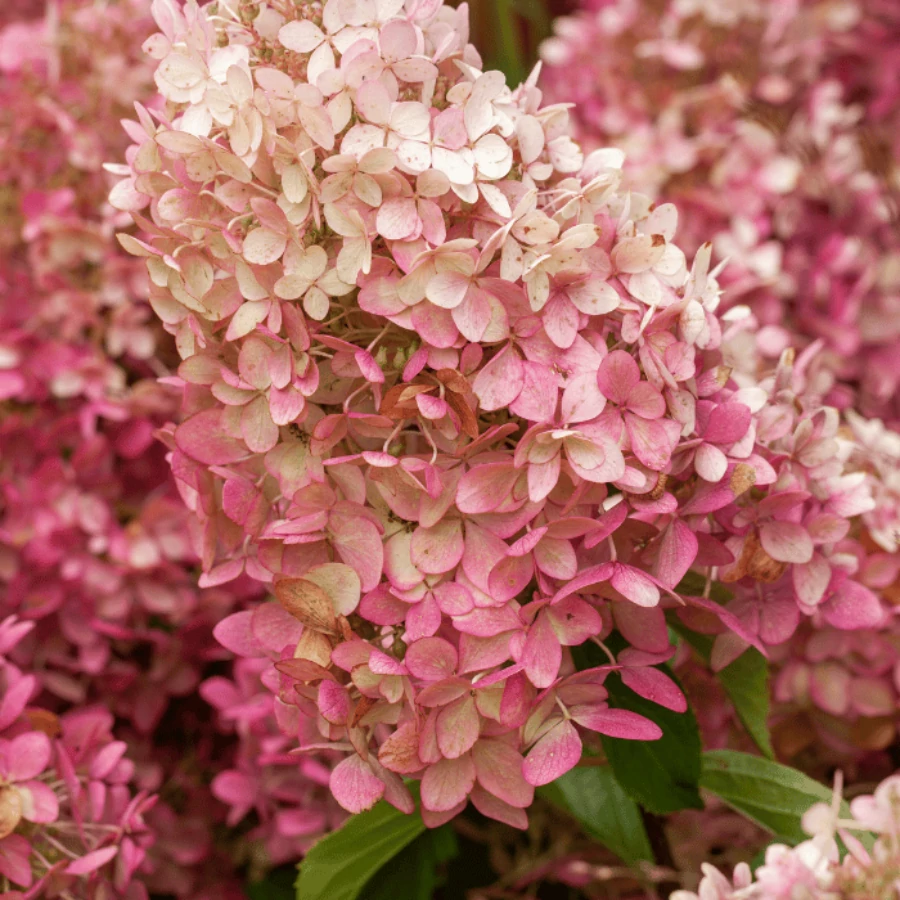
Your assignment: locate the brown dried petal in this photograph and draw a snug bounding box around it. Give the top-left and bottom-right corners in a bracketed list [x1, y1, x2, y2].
[730, 463, 756, 497]
[293, 628, 334, 669]
[276, 577, 338, 634]
[0, 787, 23, 840]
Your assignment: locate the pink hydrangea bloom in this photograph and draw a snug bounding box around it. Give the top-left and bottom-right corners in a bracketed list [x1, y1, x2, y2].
[540, 0, 900, 426]
[116, 0, 894, 826]
[673, 771, 900, 899]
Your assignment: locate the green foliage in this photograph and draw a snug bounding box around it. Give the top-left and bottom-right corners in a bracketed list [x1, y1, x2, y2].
[247, 866, 295, 900]
[363, 826, 458, 900]
[717, 649, 774, 759]
[540, 767, 654, 865]
[295, 794, 427, 900]
[670, 618, 774, 759]
[601, 671, 704, 815]
[699, 750, 850, 845]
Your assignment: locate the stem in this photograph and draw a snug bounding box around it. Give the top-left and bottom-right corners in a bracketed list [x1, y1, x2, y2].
[640, 811, 682, 898]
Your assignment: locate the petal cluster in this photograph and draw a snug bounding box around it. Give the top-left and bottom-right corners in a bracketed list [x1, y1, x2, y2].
[540, 0, 900, 426]
[116, 0, 893, 824]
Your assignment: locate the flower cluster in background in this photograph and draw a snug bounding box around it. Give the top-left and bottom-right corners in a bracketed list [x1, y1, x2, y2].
[673, 773, 900, 900]
[0, 2, 339, 895]
[540, 0, 900, 427]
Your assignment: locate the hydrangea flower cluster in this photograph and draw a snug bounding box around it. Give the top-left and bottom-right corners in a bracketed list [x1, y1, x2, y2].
[0, 2, 338, 893]
[1, 620, 157, 896]
[540, 0, 900, 426]
[672, 772, 900, 899]
[115, 0, 892, 826]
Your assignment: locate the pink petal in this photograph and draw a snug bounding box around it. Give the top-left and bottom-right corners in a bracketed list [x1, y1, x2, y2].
[330, 755, 385, 814]
[655, 520, 698, 590]
[5, 733, 51, 782]
[18, 781, 59, 824]
[213, 611, 264, 658]
[793, 555, 831, 607]
[534, 537, 578, 581]
[488, 555, 534, 604]
[376, 197, 419, 241]
[759, 521, 814, 564]
[620, 668, 686, 712]
[65, 846, 119, 876]
[543, 293, 579, 349]
[436, 696, 480, 759]
[451, 288, 493, 343]
[331, 515, 384, 591]
[420, 754, 476, 812]
[469, 784, 528, 830]
[426, 272, 471, 310]
[411, 519, 464, 575]
[433, 581, 475, 616]
[456, 462, 520, 515]
[472, 740, 534, 808]
[212, 770, 256, 808]
[0, 833, 32, 887]
[610, 564, 660, 607]
[612, 603, 670, 654]
[175, 409, 248, 465]
[405, 638, 458, 682]
[473, 345, 525, 411]
[561, 372, 606, 424]
[527, 454, 562, 502]
[597, 350, 639, 405]
[626, 382, 665, 419]
[522, 612, 562, 689]
[570, 706, 663, 740]
[552, 562, 615, 605]
[251, 602, 305, 653]
[702, 402, 752, 445]
[378, 721, 424, 775]
[547, 596, 602, 645]
[695, 442, 728, 482]
[567, 278, 620, 316]
[411, 300, 459, 349]
[318, 680, 350, 725]
[625, 414, 675, 471]
[405, 593, 442, 641]
[0, 675, 36, 733]
[820, 581, 884, 631]
[509, 360, 559, 422]
[523, 720, 582, 786]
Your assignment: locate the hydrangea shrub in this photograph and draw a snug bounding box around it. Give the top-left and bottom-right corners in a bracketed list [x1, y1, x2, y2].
[113, 0, 895, 835]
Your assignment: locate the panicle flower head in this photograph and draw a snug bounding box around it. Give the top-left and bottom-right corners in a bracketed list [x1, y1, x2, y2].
[540, 0, 900, 427]
[117, 0, 894, 824]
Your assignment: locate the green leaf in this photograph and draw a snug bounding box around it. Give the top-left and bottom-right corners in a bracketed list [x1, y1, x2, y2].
[669, 619, 774, 759]
[540, 767, 654, 865]
[699, 750, 850, 845]
[600, 671, 704, 815]
[363, 826, 458, 900]
[247, 866, 295, 900]
[492, 0, 526, 85]
[718, 649, 774, 759]
[295, 793, 426, 900]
